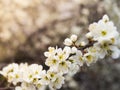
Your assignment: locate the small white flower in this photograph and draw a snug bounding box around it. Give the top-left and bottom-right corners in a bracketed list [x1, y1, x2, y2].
[44, 47, 57, 57]
[94, 42, 109, 59]
[58, 61, 71, 74]
[109, 46, 120, 59]
[0, 63, 19, 77]
[36, 83, 46, 90]
[84, 52, 97, 66]
[56, 47, 71, 61]
[86, 46, 100, 57]
[47, 71, 57, 82]
[68, 63, 79, 76]
[45, 56, 58, 67]
[49, 73, 65, 89]
[94, 41, 120, 59]
[29, 64, 43, 75]
[40, 72, 50, 85]
[23, 71, 34, 83]
[69, 50, 84, 66]
[8, 71, 22, 85]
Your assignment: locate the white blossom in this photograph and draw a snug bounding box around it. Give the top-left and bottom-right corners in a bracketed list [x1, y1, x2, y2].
[109, 46, 120, 59]
[58, 60, 71, 74]
[88, 15, 119, 44]
[49, 73, 65, 89]
[56, 46, 71, 61]
[84, 53, 97, 66]
[40, 73, 50, 85]
[44, 47, 57, 57]
[69, 50, 84, 66]
[45, 56, 58, 67]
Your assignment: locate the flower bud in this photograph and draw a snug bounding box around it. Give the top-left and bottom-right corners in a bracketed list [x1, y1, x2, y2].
[102, 14, 109, 23]
[70, 35, 77, 42]
[86, 32, 92, 38]
[64, 38, 72, 46]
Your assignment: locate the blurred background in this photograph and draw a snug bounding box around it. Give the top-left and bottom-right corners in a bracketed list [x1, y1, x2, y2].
[0, 0, 120, 90]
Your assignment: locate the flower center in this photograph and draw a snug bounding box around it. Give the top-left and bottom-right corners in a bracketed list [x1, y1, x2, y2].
[101, 30, 107, 36]
[52, 59, 57, 64]
[86, 55, 92, 61]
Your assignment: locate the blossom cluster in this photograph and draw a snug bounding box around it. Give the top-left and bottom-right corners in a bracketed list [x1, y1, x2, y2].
[63, 15, 120, 67]
[0, 63, 45, 90]
[0, 15, 120, 90]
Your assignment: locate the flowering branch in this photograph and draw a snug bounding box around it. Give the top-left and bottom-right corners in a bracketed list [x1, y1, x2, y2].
[0, 15, 120, 90]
